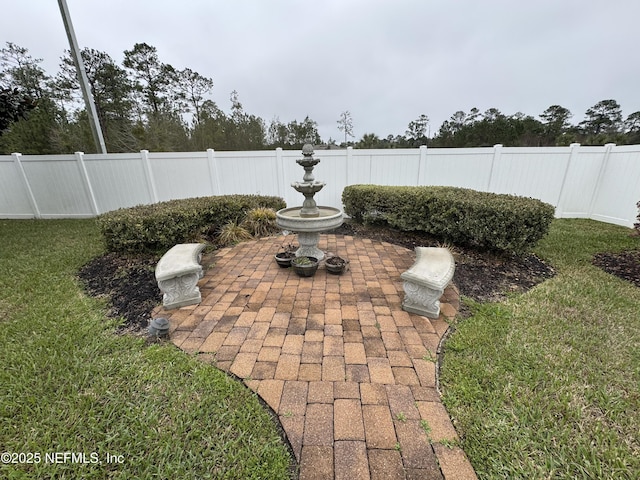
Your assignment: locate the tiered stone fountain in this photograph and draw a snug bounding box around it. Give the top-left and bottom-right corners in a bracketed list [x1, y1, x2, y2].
[276, 144, 343, 260]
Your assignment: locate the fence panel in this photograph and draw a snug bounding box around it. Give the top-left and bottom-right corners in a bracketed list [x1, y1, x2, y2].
[1, 146, 638, 227]
[423, 147, 494, 190]
[489, 147, 569, 204]
[147, 152, 213, 202]
[20, 155, 94, 217]
[214, 151, 280, 198]
[345, 148, 372, 186]
[0, 155, 34, 217]
[369, 150, 420, 186]
[83, 153, 153, 213]
[556, 146, 606, 219]
[590, 146, 640, 226]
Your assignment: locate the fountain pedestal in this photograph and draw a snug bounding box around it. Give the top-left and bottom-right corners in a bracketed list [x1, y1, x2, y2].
[276, 144, 343, 261]
[297, 232, 323, 259]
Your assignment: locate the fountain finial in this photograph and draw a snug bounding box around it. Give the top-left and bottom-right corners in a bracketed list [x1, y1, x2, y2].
[302, 143, 314, 156]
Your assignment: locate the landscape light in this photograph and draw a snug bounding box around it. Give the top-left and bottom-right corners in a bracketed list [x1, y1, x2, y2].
[148, 317, 170, 338]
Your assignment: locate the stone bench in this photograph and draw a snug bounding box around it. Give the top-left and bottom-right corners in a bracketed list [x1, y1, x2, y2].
[155, 243, 206, 309]
[401, 247, 455, 318]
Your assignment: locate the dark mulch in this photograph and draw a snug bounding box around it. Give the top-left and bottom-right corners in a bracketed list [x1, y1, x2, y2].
[592, 249, 640, 288]
[78, 252, 161, 333]
[77, 221, 638, 333]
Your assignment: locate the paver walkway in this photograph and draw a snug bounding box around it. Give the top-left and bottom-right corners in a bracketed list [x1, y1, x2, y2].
[155, 234, 477, 479]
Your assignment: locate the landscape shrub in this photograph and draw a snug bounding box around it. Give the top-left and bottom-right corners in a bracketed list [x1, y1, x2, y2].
[635, 201, 640, 234]
[342, 184, 555, 254]
[97, 195, 286, 253]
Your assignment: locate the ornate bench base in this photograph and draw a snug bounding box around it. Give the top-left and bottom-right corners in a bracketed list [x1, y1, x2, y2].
[155, 243, 206, 310]
[401, 247, 455, 319]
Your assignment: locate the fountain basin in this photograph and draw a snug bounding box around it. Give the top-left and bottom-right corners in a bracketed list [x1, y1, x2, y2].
[276, 206, 344, 232]
[276, 206, 344, 260]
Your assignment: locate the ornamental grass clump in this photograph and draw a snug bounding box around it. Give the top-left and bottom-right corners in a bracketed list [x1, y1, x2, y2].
[217, 221, 253, 246]
[241, 207, 280, 237]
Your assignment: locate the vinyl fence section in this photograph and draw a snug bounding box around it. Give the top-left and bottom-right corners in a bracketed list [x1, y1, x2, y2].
[1, 144, 638, 228]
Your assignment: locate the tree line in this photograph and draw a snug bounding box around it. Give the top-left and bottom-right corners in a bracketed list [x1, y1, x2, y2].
[1, 41, 639, 154]
[356, 103, 640, 149]
[0, 42, 324, 154]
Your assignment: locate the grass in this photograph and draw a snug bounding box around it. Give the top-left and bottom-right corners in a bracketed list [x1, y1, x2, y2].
[0, 219, 293, 479]
[440, 219, 640, 479]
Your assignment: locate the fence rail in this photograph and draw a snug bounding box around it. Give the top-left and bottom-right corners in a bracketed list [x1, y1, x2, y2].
[1, 144, 638, 228]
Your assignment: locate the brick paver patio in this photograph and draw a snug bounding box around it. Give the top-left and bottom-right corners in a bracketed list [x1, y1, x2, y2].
[155, 234, 477, 479]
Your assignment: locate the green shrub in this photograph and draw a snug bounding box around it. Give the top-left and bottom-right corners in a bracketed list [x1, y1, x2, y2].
[635, 201, 640, 234]
[97, 195, 286, 253]
[342, 185, 555, 254]
[241, 207, 279, 237]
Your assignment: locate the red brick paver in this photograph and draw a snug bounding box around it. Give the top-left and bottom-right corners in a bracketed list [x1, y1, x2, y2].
[155, 235, 477, 479]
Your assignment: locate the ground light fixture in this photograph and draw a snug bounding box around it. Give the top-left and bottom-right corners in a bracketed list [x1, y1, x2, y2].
[148, 317, 170, 338]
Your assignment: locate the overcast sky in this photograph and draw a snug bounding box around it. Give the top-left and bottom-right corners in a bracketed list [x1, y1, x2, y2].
[3, 0, 640, 142]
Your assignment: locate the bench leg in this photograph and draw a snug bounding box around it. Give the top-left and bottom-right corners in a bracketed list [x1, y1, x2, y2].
[402, 280, 442, 319]
[158, 272, 202, 309]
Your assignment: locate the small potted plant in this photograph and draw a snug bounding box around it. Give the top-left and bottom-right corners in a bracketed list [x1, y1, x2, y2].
[325, 255, 348, 275]
[275, 242, 297, 268]
[291, 256, 319, 277]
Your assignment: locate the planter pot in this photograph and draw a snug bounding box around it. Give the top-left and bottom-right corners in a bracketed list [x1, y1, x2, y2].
[275, 251, 296, 268]
[325, 256, 348, 275]
[291, 256, 319, 277]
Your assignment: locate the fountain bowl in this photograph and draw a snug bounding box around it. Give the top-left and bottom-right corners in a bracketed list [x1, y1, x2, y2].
[276, 206, 344, 232]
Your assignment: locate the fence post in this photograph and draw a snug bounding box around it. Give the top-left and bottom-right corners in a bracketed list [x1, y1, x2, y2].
[346, 146, 353, 187]
[417, 145, 428, 185]
[555, 143, 580, 217]
[587, 143, 615, 219]
[275, 147, 285, 202]
[75, 151, 99, 215]
[486, 144, 502, 192]
[206, 148, 221, 195]
[12, 152, 41, 218]
[140, 150, 159, 204]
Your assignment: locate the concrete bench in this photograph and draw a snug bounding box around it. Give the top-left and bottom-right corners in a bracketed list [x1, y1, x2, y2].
[401, 247, 455, 318]
[155, 243, 206, 309]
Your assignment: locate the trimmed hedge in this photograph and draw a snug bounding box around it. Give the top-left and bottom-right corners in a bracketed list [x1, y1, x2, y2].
[97, 195, 286, 253]
[342, 185, 555, 254]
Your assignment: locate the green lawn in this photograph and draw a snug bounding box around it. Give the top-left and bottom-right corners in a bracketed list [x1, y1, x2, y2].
[2, 217, 638, 479]
[0, 219, 293, 479]
[440, 219, 640, 479]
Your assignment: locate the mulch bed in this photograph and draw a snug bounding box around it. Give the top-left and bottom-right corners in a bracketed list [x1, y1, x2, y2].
[592, 249, 640, 288]
[78, 252, 162, 333]
[77, 222, 639, 333]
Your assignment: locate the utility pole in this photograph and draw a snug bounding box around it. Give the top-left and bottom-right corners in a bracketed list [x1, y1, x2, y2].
[57, 0, 107, 153]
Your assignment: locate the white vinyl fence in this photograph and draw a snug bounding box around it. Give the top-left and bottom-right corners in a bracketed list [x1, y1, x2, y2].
[1, 144, 638, 228]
